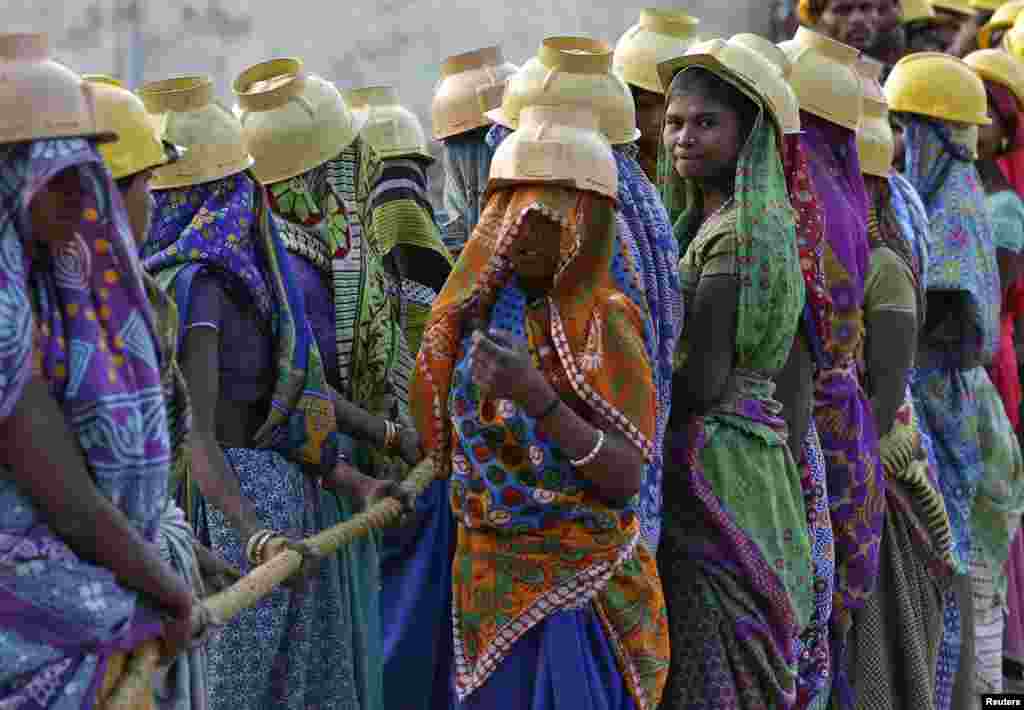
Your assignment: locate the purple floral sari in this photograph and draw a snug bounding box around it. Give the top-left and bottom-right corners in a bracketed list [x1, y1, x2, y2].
[0, 138, 167, 708]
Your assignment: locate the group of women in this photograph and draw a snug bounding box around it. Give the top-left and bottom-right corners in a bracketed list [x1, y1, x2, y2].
[6, 2, 1024, 709]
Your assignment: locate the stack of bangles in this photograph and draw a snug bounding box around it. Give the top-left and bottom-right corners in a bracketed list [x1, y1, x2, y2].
[245, 529, 281, 567]
[383, 420, 403, 454]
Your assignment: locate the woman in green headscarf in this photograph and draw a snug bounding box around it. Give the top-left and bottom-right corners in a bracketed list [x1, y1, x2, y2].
[654, 43, 813, 709]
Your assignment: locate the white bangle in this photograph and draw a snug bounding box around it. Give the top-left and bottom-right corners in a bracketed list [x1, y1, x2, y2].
[571, 429, 605, 468]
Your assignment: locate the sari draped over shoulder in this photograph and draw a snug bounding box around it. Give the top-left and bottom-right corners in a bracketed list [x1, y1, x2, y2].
[657, 82, 812, 710]
[903, 115, 1002, 574]
[0, 138, 168, 708]
[366, 154, 453, 355]
[987, 191, 1024, 433]
[441, 127, 493, 262]
[144, 171, 340, 468]
[147, 166, 377, 710]
[612, 143, 682, 554]
[266, 138, 414, 473]
[488, 125, 673, 553]
[780, 134, 837, 710]
[901, 113, 1008, 710]
[412, 184, 669, 710]
[799, 115, 884, 650]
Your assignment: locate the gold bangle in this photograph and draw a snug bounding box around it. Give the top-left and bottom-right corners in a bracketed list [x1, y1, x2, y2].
[245, 529, 274, 566]
[254, 531, 280, 566]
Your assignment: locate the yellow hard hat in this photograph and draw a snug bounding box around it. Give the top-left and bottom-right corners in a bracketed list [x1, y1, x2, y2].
[779, 27, 863, 131]
[486, 104, 617, 201]
[431, 46, 517, 140]
[232, 57, 367, 185]
[729, 33, 801, 135]
[82, 75, 179, 181]
[855, 60, 894, 177]
[486, 36, 640, 145]
[659, 37, 801, 137]
[343, 86, 432, 162]
[931, 0, 979, 15]
[978, 0, 1024, 46]
[612, 9, 701, 95]
[138, 75, 254, 190]
[971, 0, 1007, 10]
[902, 0, 939, 23]
[0, 33, 114, 145]
[964, 48, 1024, 110]
[1004, 11, 1024, 56]
[884, 52, 991, 125]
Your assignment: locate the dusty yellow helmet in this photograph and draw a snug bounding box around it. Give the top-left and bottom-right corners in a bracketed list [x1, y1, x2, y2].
[83, 75, 179, 181]
[431, 47, 517, 140]
[344, 86, 432, 162]
[884, 52, 991, 125]
[855, 60, 894, 178]
[778, 27, 863, 131]
[901, 0, 939, 23]
[931, 0, 979, 16]
[233, 58, 366, 185]
[486, 36, 639, 145]
[612, 9, 701, 95]
[978, 0, 1024, 47]
[965, 48, 1024, 110]
[0, 33, 114, 145]
[487, 104, 617, 201]
[659, 37, 801, 137]
[138, 75, 254, 190]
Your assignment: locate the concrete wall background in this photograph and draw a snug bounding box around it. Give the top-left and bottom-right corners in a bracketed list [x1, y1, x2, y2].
[5, 1, 769, 205]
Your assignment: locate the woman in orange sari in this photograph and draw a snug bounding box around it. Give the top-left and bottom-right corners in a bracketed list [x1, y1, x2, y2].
[411, 114, 669, 708]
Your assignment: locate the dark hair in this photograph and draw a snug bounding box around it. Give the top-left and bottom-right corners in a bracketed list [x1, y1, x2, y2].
[668, 66, 758, 147]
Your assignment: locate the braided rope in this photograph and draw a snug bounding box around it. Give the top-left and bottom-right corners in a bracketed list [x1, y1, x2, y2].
[106, 457, 438, 709]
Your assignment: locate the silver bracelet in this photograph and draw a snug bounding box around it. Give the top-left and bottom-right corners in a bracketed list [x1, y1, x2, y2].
[570, 429, 605, 468]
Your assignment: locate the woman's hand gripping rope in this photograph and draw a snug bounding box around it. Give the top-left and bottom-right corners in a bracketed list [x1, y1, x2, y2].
[104, 457, 436, 709]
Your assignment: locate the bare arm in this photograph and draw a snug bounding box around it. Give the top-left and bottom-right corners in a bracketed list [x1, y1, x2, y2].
[776, 328, 814, 462]
[865, 310, 917, 437]
[179, 326, 263, 545]
[670, 275, 738, 429]
[469, 330, 644, 505]
[0, 378, 192, 615]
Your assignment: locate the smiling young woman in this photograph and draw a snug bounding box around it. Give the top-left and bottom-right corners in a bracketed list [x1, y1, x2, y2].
[655, 46, 813, 710]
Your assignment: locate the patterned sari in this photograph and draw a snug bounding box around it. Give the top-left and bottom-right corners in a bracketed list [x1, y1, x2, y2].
[0, 138, 168, 708]
[412, 184, 669, 710]
[145, 171, 370, 710]
[488, 124, 675, 555]
[441, 127, 493, 261]
[377, 126, 498, 710]
[365, 155, 453, 355]
[266, 137, 415, 474]
[781, 134, 837, 710]
[612, 143, 681, 554]
[901, 113, 1003, 710]
[847, 172, 955, 710]
[656, 71, 812, 710]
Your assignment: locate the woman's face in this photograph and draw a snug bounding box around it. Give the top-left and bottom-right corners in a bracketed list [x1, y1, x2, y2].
[978, 98, 1008, 162]
[28, 167, 86, 245]
[511, 211, 562, 283]
[632, 85, 666, 167]
[119, 169, 154, 245]
[663, 91, 744, 185]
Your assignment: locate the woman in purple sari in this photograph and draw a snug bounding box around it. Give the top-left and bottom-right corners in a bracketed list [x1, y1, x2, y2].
[779, 29, 883, 709]
[0, 38, 194, 708]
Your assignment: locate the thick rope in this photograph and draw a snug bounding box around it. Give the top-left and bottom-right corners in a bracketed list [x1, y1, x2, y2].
[106, 457, 438, 709]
